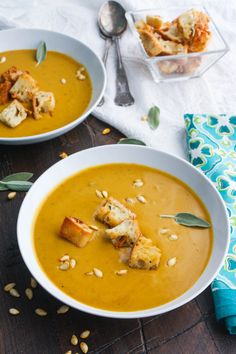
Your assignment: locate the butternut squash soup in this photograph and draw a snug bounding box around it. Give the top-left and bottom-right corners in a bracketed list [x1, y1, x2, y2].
[33, 163, 213, 312]
[0, 50, 92, 137]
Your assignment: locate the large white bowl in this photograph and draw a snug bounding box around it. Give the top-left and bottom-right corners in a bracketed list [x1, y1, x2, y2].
[0, 28, 106, 145]
[17, 145, 230, 318]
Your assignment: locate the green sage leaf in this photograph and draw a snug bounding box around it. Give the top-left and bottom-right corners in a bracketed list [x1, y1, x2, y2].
[148, 106, 160, 130]
[160, 212, 211, 228]
[36, 41, 47, 65]
[0, 183, 8, 191]
[1, 180, 33, 192]
[118, 138, 146, 146]
[2, 172, 33, 182]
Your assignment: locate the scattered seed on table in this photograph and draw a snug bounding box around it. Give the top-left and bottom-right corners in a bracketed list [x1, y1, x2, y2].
[31, 277, 37, 288]
[71, 334, 78, 346]
[25, 288, 33, 300]
[102, 128, 110, 135]
[80, 330, 90, 339]
[9, 308, 20, 315]
[80, 342, 89, 353]
[4, 283, 16, 292]
[9, 288, 20, 298]
[35, 308, 47, 316]
[8, 192, 16, 200]
[57, 305, 70, 314]
[59, 152, 68, 159]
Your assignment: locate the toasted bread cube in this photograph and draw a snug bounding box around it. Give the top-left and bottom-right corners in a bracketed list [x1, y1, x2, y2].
[32, 91, 55, 119]
[60, 217, 94, 248]
[158, 36, 188, 55]
[129, 236, 161, 270]
[95, 197, 136, 227]
[158, 60, 179, 75]
[10, 73, 38, 102]
[2, 66, 27, 83]
[138, 29, 163, 56]
[105, 219, 141, 248]
[157, 22, 183, 43]
[146, 15, 163, 29]
[0, 80, 12, 104]
[0, 99, 28, 128]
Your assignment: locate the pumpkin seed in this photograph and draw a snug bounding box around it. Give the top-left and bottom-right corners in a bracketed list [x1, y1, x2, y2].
[8, 191, 16, 200]
[80, 330, 90, 339]
[31, 277, 37, 288]
[35, 308, 47, 316]
[59, 261, 70, 270]
[60, 255, 70, 262]
[125, 198, 135, 204]
[102, 128, 111, 135]
[136, 195, 147, 204]
[102, 190, 108, 198]
[133, 179, 143, 187]
[70, 259, 76, 269]
[115, 270, 128, 276]
[89, 225, 99, 231]
[25, 288, 33, 300]
[169, 234, 178, 241]
[159, 228, 169, 235]
[4, 283, 16, 292]
[93, 268, 103, 278]
[59, 152, 68, 159]
[95, 190, 103, 199]
[65, 351, 72, 354]
[85, 271, 94, 276]
[9, 308, 20, 315]
[9, 288, 20, 298]
[57, 305, 70, 314]
[167, 257, 177, 267]
[60, 78, 67, 84]
[71, 334, 78, 346]
[80, 342, 89, 353]
[0, 56, 6, 63]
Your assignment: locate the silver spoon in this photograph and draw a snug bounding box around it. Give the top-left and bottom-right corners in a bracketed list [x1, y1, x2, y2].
[98, 1, 135, 107]
[97, 30, 112, 107]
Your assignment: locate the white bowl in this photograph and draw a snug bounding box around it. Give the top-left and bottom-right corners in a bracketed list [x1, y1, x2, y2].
[17, 145, 230, 318]
[0, 28, 106, 145]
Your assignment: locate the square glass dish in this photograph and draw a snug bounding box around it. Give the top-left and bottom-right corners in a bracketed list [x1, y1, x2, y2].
[125, 6, 229, 83]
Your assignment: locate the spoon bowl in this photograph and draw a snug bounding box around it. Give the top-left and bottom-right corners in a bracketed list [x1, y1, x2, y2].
[98, 1, 127, 37]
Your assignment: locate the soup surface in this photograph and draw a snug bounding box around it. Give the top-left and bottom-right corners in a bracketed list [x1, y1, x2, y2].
[0, 50, 92, 137]
[34, 164, 212, 312]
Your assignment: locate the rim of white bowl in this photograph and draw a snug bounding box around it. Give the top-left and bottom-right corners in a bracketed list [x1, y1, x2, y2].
[0, 28, 106, 144]
[17, 145, 230, 318]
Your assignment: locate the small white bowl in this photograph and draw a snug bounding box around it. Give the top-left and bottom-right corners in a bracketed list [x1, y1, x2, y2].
[0, 28, 106, 145]
[17, 145, 230, 319]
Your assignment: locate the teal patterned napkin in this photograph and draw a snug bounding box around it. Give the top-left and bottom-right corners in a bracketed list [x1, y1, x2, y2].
[184, 114, 236, 334]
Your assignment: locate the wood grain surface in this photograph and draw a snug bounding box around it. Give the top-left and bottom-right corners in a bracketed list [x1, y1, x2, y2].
[0, 116, 235, 354]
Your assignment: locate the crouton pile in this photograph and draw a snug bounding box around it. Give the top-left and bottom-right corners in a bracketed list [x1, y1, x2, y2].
[0, 66, 55, 128]
[136, 9, 211, 75]
[60, 197, 161, 271]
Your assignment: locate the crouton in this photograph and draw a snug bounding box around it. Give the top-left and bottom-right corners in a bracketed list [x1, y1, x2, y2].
[138, 29, 163, 56]
[95, 197, 136, 227]
[158, 36, 188, 55]
[158, 60, 179, 75]
[32, 91, 55, 119]
[157, 22, 183, 43]
[105, 219, 141, 248]
[10, 73, 38, 102]
[129, 236, 161, 270]
[0, 99, 28, 128]
[60, 217, 94, 248]
[189, 28, 211, 52]
[146, 15, 163, 29]
[0, 80, 12, 104]
[2, 66, 27, 84]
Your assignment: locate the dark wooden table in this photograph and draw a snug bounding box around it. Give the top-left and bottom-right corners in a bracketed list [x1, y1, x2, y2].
[0, 116, 235, 354]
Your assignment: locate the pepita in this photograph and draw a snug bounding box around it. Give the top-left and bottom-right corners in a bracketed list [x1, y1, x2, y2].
[31, 277, 37, 288]
[80, 330, 90, 339]
[85, 271, 94, 276]
[169, 234, 178, 241]
[95, 189, 103, 199]
[102, 190, 108, 198]
[9, 288, 20, 298]
[125, 198, 135, 204]
[9, 308, 20, 315]
[59, 261, 70, 270]
[4, 283, 16, 292]
[71, 334, 78, 346]
[25, 288, 33, 300]
[35, 308, 47, 316]
[133, 179, 144, 187]
[8, 191, 16, 200]
[102, 128, 111, 135]
[60, 254, 70, 262]
[89, 225, 99, 231]
[80, 342, 89, 354]
[136, 195, 147, 204]
[60, 78, 67, 84]
[93, 267, 103, 278]
[57, 305, 70, 314]
[0, 56, 6, 63]
[167, 257, 177, 267]
[70, 259, 76, 269]
[115, 270, 128, 276]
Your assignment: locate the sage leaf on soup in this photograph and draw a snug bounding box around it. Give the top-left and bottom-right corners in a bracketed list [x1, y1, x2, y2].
[36, 41, 47, 65]
[1, 180, 33, 192]
[2, 172, 33, 182]
[148, 105, 160, 130]
[118, 138, 146, 146]
[160, 212, 211, 228]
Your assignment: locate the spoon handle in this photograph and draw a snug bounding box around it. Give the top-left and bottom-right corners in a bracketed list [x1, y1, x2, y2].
[97, 38, 112, 107]
[114, 37, 134, 107]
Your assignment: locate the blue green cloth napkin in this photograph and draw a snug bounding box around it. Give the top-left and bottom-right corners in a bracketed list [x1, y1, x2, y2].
[184, 114, 236, 334]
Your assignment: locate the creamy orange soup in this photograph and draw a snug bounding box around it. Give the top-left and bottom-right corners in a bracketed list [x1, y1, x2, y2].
[33, 164, 212, 312]
[0, 50, 92, 137]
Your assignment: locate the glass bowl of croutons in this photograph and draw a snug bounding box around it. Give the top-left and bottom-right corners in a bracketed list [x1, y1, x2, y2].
[126, 6, 229, 82]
